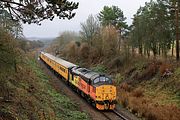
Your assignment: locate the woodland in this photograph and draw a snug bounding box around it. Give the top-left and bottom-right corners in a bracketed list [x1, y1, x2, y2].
[0, 0, 180, 120]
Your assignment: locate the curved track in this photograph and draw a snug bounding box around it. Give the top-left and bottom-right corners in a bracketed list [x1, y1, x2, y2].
[39, 60, 108, 120]
[39, 59, 137, 120]
[113, 110, 129, 120]
[101, 110, 129, 120]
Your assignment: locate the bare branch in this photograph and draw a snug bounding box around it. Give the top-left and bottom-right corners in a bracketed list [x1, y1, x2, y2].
[0, 0, 79, 24]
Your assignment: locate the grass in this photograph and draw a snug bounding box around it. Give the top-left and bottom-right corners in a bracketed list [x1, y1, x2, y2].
[114, 73, 125, 85]
[27, 59, 49, 81]
[175, 92, 180, 107]
[117, 84, 180, 120]
[28, 58, 90, 120]
[116, 58, 180, 120]
[0, 55, 89, 120]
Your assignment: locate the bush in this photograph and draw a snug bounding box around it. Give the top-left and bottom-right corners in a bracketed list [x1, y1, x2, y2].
[159, 63, 170, 74]
[0, 29, 18, 72]
[115, 73, 124, 85]
[109, 56, 125, 69]
[174, 67, 180, 76]
[118, 86, 180, 120]
[63, 41, 78, 59]
[79, 42, 89, 59]
[91, 64, 107, 73]
[132, 87, 144, 98]
[136, 62, 158, 80]
[120, 94, 129, 108]
[119, 83, 131, 92]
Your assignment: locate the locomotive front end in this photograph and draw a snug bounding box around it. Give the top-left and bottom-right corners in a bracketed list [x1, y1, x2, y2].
[96, 85, 116, 110]
[92, 76, 116, 110]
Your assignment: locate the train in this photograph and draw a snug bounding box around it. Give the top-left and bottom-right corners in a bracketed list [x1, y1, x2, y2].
[39, 51, 116, 110]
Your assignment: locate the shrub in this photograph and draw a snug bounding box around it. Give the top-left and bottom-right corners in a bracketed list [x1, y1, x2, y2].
[108, 56, 125, 69]
[63, 41, 78, 59]
[128, 97, 139, 114]
[119, 83, 131, 92]
[118, 91, 129, 108]
[159, 62, 172, 77]
[115, 73, 124, 85]
[91, 64, 107, 73]
[121, 95, 129, 108]
[146, 112, 157, 120]
[118, 87, 180, 120]
[88, 47, 102, 64]
[174, 67, 180, 76]
[79, 42, 89, 59]
[132, 87, 144, 98]
[138, 62, 158, 80]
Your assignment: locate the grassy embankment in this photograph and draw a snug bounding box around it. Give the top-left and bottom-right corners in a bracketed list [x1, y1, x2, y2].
[115, 58, 180, 120]
[0, 53, 89, 120]
[91, 56, 180, 120]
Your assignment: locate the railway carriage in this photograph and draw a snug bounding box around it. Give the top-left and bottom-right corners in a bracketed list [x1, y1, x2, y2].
[40, 51, 116, 110]
[40, 52, 76, 81]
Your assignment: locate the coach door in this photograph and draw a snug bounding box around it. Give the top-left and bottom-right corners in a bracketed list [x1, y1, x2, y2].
[69, 69, 73, 82]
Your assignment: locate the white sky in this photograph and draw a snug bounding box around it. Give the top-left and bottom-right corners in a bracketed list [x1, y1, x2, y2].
[23, 0, 150, 38]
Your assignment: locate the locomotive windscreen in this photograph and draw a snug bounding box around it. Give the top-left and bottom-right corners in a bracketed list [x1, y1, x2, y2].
[93, 76, 112, 85]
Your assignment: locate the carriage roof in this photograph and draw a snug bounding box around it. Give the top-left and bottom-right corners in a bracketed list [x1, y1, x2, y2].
[41, 52, 77, 69]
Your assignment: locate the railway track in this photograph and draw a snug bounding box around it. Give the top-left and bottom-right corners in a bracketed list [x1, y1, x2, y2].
[39, 58, 137, 120]
[101, 109, 130, 120]
[113, 109, 129, 120]
[39, 60, 110, 119]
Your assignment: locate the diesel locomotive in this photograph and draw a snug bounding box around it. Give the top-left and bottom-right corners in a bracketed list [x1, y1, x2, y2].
[40, 52, 116, 110]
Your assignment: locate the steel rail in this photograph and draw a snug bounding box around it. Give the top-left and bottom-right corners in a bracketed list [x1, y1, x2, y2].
[112, 110, 129, 120]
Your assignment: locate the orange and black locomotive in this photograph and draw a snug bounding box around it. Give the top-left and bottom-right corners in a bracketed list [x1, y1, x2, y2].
[40, 52, 116, 110]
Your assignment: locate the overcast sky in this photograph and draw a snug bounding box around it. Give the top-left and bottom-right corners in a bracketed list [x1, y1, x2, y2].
[23, 0, 150, 38]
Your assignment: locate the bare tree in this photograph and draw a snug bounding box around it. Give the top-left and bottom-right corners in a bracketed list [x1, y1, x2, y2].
[80, 14, 100, 45]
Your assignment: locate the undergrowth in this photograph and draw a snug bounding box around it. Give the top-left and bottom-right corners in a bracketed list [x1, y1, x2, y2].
[116, 57, 180, 120]
[0, 55, 89, 120]
[91, 64, 107, 73]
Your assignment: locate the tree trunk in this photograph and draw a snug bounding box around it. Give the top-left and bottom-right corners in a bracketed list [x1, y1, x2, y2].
[147, 49, 150, 58]
[144, 46, 147, 56]
[118, 29, 121, 51]
[131, 46, 135, 55]
[152, 46, 157, 59]
[158, 43, 161, 56]
[163, 45, 167, 59]
[175, 3, 179, 61]
[139, 44, 143, 56]
[172, 40, 174, 57]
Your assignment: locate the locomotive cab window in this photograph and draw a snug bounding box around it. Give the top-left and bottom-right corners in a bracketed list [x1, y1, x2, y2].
[94, 78, 99, 84]
[93, 77, 112, 85]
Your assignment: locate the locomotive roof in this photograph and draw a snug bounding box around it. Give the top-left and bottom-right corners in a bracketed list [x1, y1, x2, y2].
[83, 71, 100, 80]
[41, 52, 77, 68]
[72, 67, 100, 80]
